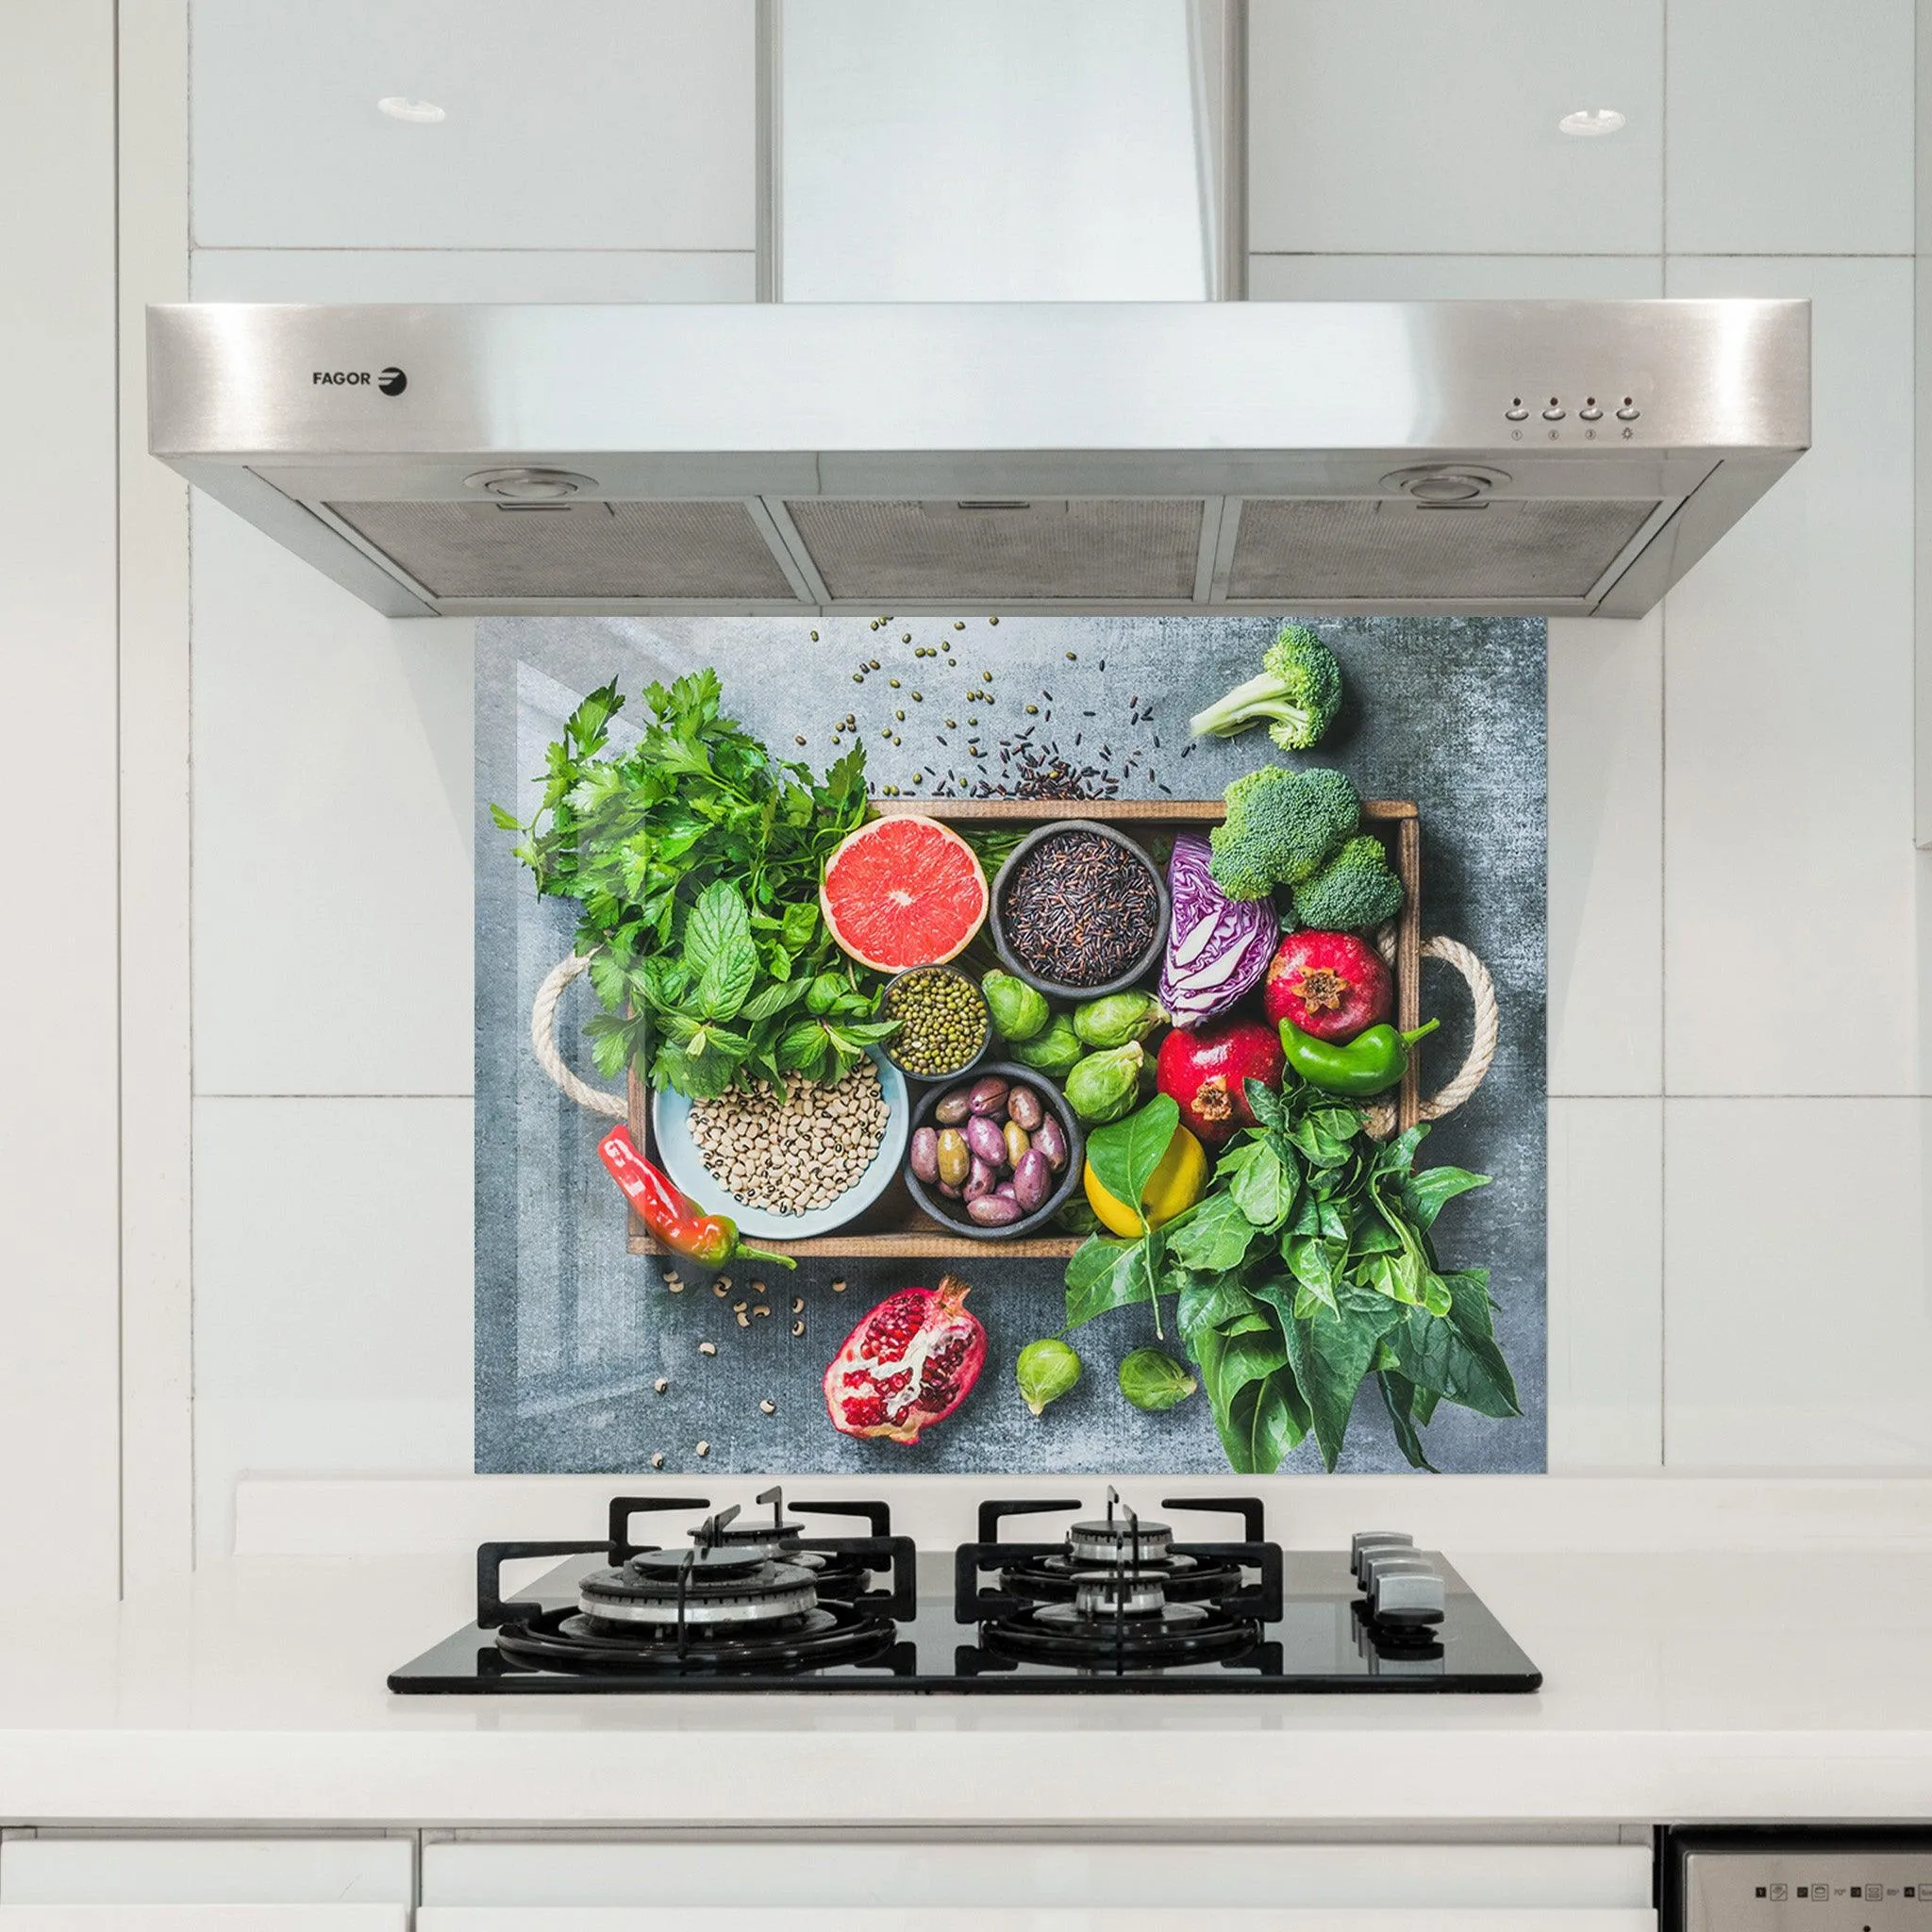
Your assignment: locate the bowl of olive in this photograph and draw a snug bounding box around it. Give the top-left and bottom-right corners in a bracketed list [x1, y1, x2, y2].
[902, 1062, 1084, 1241]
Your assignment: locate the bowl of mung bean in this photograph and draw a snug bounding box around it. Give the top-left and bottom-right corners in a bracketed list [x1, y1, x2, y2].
[878, 964, 991, 1083]
[648, 1046, 909, 1241]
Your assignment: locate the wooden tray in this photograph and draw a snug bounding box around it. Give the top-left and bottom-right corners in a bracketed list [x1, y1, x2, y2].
[628, 797, 1421, 1261]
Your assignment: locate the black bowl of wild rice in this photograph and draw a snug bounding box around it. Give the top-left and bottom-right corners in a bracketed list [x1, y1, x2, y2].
[989, 820, 1169, 1002]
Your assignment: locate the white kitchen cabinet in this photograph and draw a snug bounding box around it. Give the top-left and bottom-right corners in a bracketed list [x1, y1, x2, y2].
[423, 1840, 1653, 1912]
[0, 1913, 404, 1929]
[0, 1836, 411, 1908]
[420, 1912, 1656, 1932]
[190, 0, 755, 250]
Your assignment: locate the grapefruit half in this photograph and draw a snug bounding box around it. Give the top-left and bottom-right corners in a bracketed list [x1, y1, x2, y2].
[821, 814, 989, 973]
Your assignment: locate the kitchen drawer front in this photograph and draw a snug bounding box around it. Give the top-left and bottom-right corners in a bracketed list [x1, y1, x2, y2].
[0, 1838, 411, 1907]
[423, 1841, 1653, 1911]
[0, 1911, 406, 1929]
[420, 1912, 1657, 1932]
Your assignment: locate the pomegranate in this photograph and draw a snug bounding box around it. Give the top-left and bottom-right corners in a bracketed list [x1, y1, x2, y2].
[1155, 1018, 1285, 1148]
[1263, 930, 1391, 1043]
[823, 1274, 987, 1445]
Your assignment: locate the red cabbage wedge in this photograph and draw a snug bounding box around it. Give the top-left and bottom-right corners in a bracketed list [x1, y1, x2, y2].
[1158, 833, 1277, 1025]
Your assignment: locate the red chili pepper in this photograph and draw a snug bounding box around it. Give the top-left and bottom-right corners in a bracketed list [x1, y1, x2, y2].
[597, 1127, 794, 1271]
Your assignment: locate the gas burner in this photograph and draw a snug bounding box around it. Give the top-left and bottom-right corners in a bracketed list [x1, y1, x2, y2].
[497, 1598, 901, 1676]
[578, 1542, 821, 1629]
[986, 1488, 1260, 1607]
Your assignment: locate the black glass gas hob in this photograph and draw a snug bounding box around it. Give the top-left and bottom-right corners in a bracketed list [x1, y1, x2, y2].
[388, 1489, 1541, 1695]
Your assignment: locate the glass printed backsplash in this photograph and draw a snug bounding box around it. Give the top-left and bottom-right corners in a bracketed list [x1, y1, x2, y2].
[474, 614, 1547, 1475]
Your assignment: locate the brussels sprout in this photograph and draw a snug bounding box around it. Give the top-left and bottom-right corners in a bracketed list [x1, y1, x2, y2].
[1012, 1012, 1082, 1077]
[1055, 1195, 1104, 1237]
[1071, 991, 1168, 1050]
[1117, 1347, 1198, 1414]
[982, 969, 1051, 1044]
[1017, 1338, 1083, 1418]
[1064, 1042, 1146, 1124]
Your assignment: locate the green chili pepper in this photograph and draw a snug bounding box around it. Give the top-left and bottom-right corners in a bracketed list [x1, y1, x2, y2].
[1276, 1014, 1439, 1097]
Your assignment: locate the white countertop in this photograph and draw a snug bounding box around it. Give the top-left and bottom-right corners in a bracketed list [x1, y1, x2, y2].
[7, 1539, 1932, 1827]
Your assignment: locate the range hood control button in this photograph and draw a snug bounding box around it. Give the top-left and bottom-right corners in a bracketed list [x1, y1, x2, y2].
[1541, 405, 1567, 421]
[1615, 403, 1641, 422]
[1578, 403, 1604, 422]
[1504, 404, 1529, 422]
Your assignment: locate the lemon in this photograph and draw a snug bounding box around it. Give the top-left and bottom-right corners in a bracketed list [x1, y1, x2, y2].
[1083, 1126, 1208, 1237]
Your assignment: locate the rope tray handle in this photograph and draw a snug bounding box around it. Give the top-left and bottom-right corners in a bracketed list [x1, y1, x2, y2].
[1361, 930, 1500, 1141]
[530, 952, 629, 1122]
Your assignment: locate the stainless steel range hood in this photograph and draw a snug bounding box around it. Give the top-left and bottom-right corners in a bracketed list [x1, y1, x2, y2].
[147, 298, 1808, 618]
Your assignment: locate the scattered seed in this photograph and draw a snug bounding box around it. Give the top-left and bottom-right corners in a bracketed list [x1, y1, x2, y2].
[759, 1399, 776, 1415]
[889, 676, 901, 688]
[732, 1300, 748, 1313]
[654, 1376, 669, 1393]
[699, 1341, 718, 1357]
[910, 691, 923, 702]
[870, 620, 879, 629]
[901, 632, 912, 642]
[895, 708, 905, 721]
[696, 1441, 710, 1457]
[869, 658, 880, 670]
[736, 1311, 750, 1327]
[1024, 704, 1039, 715]
[981, 670, 993, 683]
[712, 1282, 728, 1297]
[989, 616, 1000, 625]
[791, 1320, 807, 1336]
[792, 1297, 806, 1314]
[852, 673, 863, 683]
[793, 734, 807, 746]
[831, 1278, 847, 1292]
[954, 620, 966, 630]
[650, 1451, 665, 1469]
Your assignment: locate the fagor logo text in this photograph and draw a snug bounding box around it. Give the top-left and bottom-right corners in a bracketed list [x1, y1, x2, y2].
[311, 367, 408, 395]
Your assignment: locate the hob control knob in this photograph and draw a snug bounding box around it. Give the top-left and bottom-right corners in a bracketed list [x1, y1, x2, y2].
[1358, 1546, 1432, 1594]
[1370, 1558, 1445, 1624]
[1351, 1531, 1413, 1580]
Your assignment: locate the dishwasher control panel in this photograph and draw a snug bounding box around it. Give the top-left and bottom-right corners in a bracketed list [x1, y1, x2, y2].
[1668, 1834, 1932, 1932]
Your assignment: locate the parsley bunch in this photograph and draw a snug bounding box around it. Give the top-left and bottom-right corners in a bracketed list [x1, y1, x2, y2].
[495, 669, 894, 1097]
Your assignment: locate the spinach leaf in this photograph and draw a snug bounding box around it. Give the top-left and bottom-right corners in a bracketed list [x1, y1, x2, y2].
[1164, 1192, 1260, 1273]
[1223, 1137, 1299, 1231]
[1085, 1096, 1180, 1219]
[1272, 1281, 1405, 1472]
[1405, 1164, 1493, 1230]
[1065, 1234, 1166, 1332]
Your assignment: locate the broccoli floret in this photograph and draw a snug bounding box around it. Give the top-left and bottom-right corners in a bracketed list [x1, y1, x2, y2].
[1189, 624, 1343, 752]
[1291, 834, 1404, 932]
[1208, 766, 1360, 901]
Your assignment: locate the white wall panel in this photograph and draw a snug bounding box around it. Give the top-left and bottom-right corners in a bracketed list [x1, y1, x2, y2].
[192, 501, 474, 1097]
[193, 1097, 472, 1557]
[1666, 0, 1915, 254]
[1248, 0, 1663, 255]
[1248, 257, 1663, 301]
[191, 251, 756, 304]
[1663, 1099, 1932, 1465]
[1661, 257, 1918, 1095]
[0, 5, 122, 1602]
[1546, 1100, 1663, 1470]
[1547, 613, 1663, 1096]
[190, 0, 755, 250]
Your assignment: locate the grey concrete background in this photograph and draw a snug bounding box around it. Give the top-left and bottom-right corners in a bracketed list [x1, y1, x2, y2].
[475, 613, 1546, 1475]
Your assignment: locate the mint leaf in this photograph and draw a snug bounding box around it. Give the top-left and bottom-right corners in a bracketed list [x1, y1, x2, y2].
[684, 882, 757, 1023]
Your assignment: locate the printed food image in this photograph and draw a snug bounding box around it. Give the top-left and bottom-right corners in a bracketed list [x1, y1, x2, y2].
[482, 612, 1547, 1479]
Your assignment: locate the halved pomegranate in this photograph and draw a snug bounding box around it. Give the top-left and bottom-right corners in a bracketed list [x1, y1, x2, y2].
[823, 1275, 986, 1445]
